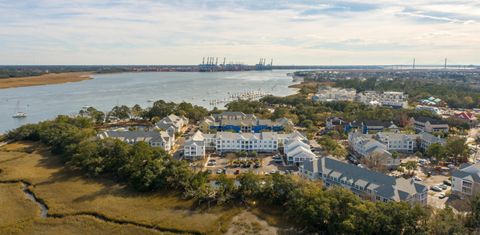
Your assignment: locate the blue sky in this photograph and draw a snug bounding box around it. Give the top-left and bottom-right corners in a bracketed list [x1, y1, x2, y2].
[0, 0, 479, 65]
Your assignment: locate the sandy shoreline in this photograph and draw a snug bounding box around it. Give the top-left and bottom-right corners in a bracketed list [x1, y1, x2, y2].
[0, 72, 93, 89]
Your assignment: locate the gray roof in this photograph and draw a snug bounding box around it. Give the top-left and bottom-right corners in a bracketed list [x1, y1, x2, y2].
[453, 163, 480, 182]
[413, 116, 447, 125]
[302, 157, 427, 201]
[420, 132, 446, 144]
[99, 130, 170, 144]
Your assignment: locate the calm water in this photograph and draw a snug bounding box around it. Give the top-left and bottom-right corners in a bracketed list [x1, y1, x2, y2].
[0, 70, 297, 133]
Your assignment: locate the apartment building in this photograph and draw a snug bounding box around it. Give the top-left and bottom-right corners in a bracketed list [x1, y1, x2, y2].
[98, 129, 175, 151]
[410, 117, 449, 133]
[312, 86, 357, 102]
[452, 163, 480, 198]
[375, 132, 417, 153]
[300, 157, 428, 204]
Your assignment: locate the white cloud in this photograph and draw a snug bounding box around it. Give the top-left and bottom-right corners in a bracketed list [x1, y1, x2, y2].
[0, 0, 479, 65]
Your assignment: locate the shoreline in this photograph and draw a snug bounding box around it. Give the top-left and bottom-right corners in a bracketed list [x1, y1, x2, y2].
[0, 72, 93, 89]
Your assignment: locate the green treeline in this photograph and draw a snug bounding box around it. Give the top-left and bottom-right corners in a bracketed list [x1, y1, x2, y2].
[6, 115, 480, 234]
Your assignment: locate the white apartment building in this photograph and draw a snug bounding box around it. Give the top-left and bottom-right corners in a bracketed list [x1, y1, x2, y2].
[419, 132, 445, 150]
[357, 91, 408, 108]
[313, 86, 357, 102]
[98, 128, 175, 151]
[375, 132, 417, 153]
[348, 132, 401, 169]
[183, 131, 206, 160]
[452, 163, 480, 198]
[284, 137, 317, 164]
[183, 131, 308, 159]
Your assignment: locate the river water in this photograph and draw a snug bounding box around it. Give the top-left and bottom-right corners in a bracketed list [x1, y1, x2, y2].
[0, 70, 298, 133]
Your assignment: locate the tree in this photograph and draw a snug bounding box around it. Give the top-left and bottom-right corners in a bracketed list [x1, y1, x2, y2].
[426, 143, 446, 161]
[131, 104, 143, 118]
[467, 194, 480, 229]
[110, 105, 131, 120]
[361, 152, 388, 173]
[429, 207, 468, 235]
[404, 161, 418, 176]
[216, 174, 237, 204]
[237, 171, 262, 200]
[445, 137, 469, 163]
[318, 136, 347, 158]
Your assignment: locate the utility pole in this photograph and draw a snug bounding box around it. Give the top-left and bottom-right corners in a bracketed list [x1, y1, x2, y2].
[413, 58, 415, 70]
[444, 58, 447, 69]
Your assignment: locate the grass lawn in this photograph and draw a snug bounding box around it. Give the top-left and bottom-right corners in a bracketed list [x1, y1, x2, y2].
[0, 141, 280, 234]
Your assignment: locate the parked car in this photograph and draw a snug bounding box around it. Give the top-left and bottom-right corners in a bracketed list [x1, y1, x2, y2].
[430, 186, 442, 192]
[443, 180, 452, 186]
[439, 193, 446, 199]
[216, 169, 223, 174]
[270, 170, 277, 174]
[413, 176, 422, 181]
[274, 159, 283, 163]
[234, 169, 240, 175]
[439, 184, 448, 190]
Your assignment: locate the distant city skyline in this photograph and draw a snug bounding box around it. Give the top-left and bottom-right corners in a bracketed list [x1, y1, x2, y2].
[1, 0, 479, 65]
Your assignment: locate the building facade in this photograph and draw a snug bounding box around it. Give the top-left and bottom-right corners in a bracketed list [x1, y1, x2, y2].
[155, 114, 188, 133]
[300, 157, 428, 204]
[182, 130, 308, 158]
[419, 132, 445, 150]
[284, 137, 317, 165]
[313, 86, 357, 102]
[204, 112, 292, 133]
[98, 129, 174, 151]
[452, 163, 480, 198]
[375, 132, 417, 153]
[410, 117, 449, 133]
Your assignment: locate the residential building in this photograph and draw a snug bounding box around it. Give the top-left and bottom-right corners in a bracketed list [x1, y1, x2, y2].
[419, 132, 445, 150]
[410, 117, 449, 133]
[325, 117, 346, 131]
[453, 112, 478, 127]
[98, 129, 174, 151]
[361, 120, 398, 134]
[300, 157, 428, 204]
[155, 114, 188, 133]
[348, 132, 400, 169]
[415, 105, 441, 115]
[357, 91, 408, 108]
[284, 137, 317, 165]
[204, 112, 293, 133]
[452, 163, 480, 198]
[420, 96, 442, 106]
[182, 130, 307, 158]
[344, 120, 361, 133]
[375, 132, 417, 153]
[312, 86, 357, 102]
[183, 131, 206, 160]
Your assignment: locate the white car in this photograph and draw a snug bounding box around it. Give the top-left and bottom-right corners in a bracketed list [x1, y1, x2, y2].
[413, 176, 422, 181]
[439, 193, 446, 199]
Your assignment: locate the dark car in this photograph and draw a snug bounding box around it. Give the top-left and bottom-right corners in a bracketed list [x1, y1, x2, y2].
[443, 180, 452, 186]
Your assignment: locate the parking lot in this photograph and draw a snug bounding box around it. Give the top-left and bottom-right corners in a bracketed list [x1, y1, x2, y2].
[203, 153, 296, 176]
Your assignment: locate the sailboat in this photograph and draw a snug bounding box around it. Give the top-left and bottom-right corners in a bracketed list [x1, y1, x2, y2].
[12, 101, 27, 118]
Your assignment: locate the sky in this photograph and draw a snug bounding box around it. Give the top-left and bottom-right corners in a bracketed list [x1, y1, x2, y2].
[0, 0, 479, 65]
